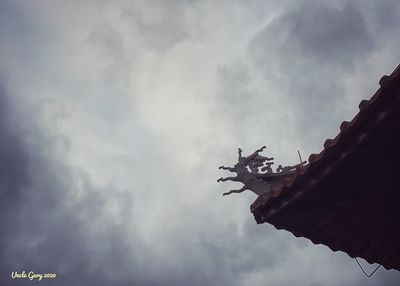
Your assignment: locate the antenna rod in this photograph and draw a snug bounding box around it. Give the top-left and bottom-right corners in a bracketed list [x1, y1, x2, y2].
[298, 150, 304, 166]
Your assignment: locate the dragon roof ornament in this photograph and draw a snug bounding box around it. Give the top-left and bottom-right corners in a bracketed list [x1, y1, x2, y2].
[218, 146, 306, 196]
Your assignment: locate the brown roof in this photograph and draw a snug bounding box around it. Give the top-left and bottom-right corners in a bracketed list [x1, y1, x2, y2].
[251, 64, 400, 271]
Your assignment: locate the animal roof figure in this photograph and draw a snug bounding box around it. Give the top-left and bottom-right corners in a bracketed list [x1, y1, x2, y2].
[218, 146, 305, 196]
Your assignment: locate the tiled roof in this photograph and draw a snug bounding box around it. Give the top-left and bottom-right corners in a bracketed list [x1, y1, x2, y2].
[251, 64, 400, 271]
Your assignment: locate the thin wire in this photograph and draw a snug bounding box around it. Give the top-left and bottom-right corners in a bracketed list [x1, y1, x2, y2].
[354, 257, 382, 277]
[354, 239, 400, 277]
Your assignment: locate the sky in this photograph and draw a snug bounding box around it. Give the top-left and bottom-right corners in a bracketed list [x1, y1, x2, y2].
[1, 0, 400, 285]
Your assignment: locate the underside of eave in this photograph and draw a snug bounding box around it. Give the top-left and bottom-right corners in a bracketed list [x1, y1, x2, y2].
[251, 65, 400, 271]
[252, 66, 400, 219]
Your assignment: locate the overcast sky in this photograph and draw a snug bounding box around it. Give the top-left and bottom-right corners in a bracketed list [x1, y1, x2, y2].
[1, 1, 400, 285]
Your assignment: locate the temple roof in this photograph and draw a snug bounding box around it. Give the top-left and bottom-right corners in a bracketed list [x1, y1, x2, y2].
[251, 64, 400, 271]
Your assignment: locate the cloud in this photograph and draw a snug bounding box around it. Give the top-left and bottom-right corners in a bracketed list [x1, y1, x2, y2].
[250, 1, 374, 70]
[120, 1, 190, 53]
[246, 0, 377, 154]
[0, 1, 400, 286]
[0, 83, 142, 286]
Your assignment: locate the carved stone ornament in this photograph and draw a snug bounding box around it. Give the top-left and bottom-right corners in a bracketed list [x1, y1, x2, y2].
[218, 146, 306, 196]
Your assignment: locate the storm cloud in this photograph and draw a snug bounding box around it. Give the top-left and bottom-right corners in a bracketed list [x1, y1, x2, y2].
[1, 0, 400, 285]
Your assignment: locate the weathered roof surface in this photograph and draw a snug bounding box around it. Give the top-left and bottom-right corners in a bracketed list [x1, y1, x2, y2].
[251, 64, 400, 271]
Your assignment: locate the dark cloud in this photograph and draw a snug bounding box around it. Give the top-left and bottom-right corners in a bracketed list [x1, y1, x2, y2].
[373, 269, 400, 286]
[250, 1, 374, 71]
[215, 1, 400, 283]
[1, 1, 400, 286]
[0, 86, 32, 279]
[360, 0, 400, 35]
[87, 24, 131, 87]
[0, 83, 141, 285]
[214, 1, 379, 164]
[0, 81, 296, 286]
[246, 0, 377, 153]
[120, 1, 190, 52]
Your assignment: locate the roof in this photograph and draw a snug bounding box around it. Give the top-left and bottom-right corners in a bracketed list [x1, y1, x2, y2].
[251, 64, 400, 271]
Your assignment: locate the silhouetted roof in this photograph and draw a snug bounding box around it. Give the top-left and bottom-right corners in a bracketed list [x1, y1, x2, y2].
[251, 64, 400, 271]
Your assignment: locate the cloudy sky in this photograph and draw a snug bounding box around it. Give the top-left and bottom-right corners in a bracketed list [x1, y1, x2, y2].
[1, 0, 400, 285]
